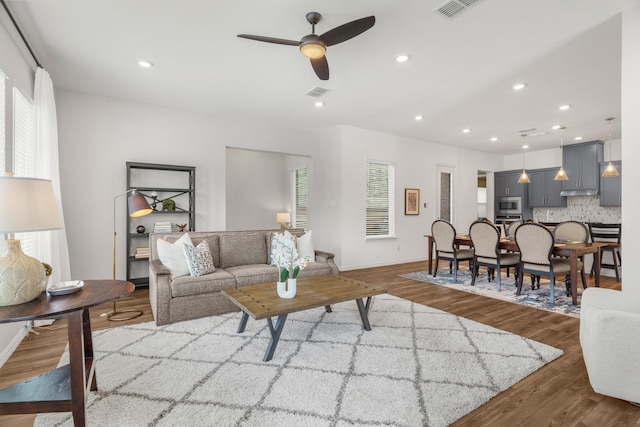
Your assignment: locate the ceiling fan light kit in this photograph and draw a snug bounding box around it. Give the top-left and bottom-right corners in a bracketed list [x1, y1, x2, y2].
[237, 12, 375, 80]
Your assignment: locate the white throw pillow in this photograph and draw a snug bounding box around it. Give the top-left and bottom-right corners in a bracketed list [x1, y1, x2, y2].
[183, 241, 215, 277]
[297, 230, 315, 262]
[156, 233, 193, 278]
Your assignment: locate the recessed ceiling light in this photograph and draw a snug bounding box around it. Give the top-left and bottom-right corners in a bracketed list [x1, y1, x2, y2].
[314, 101, 324, 107]
[513, 83, 526, 90]
[138, 60, 153, 68]
[462, 128, 471, 133]
[396, 54, 410, 63]
[574, 136, 583, 141]
[522, 144, 529, 149]
[559, 104, 571, 111]
[490, 137, 498, 142]
[551, 125, 562, 130]
[414, 115, 424, 121]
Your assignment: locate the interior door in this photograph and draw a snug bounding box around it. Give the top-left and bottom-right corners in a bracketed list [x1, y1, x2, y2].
[436, 165, 456, 223]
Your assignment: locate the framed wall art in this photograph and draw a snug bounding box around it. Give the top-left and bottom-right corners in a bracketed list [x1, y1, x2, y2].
[405, 188, 420, 215]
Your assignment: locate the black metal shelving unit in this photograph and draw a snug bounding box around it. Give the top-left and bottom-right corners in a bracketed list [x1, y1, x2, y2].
[126, 162, 196, 286]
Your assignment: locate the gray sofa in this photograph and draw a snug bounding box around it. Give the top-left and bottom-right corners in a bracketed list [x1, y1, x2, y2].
[148, 229, 338, 325]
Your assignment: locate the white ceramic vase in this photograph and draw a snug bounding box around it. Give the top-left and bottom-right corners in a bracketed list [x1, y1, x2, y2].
[277, 278, 297, 299]
[0, 240, 45, 306]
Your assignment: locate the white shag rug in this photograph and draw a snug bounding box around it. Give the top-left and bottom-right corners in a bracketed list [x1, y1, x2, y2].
[36, 294, 562, 427]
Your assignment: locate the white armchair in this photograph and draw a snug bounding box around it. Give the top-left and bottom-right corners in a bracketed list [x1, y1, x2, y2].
[580, 287, 640, 404]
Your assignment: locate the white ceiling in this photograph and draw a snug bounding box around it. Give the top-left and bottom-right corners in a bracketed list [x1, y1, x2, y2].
[5, 0, 634, 155]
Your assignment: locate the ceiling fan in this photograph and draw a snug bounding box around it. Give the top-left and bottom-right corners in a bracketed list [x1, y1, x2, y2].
[237, 12, 375, 81]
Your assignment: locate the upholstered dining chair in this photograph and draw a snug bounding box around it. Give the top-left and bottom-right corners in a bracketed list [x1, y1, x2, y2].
[553, 220, 589, 294]
[469, 220, 519, 291]
[431, 219, 474, 282]
[588, 223, 622, 281]
[514, 222, 584, 304]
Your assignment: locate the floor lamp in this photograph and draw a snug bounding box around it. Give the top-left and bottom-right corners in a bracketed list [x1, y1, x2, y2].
[107, 189, 152, 321]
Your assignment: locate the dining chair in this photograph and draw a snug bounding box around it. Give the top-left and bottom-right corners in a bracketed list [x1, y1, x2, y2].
[431, 219, 474, 282]
[469, 220, 519, 291]
[515, 222, 584, 304]
[588, 223, 621, 281]
[553, 220, 589, 294]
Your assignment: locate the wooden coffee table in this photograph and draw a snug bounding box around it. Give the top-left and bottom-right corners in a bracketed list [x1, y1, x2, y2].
[222, 275, 387, 361]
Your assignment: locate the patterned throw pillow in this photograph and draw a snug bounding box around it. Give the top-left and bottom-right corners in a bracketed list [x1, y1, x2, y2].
[183, 241, 215, 277]
[270, 230, 296, 266]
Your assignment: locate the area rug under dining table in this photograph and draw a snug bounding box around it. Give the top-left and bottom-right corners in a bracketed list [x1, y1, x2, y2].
[402, 268, 582, 317]
[36, 294, 562, 427]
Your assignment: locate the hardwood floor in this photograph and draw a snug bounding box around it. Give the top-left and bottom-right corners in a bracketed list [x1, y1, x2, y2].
[1, 262, 637, 426]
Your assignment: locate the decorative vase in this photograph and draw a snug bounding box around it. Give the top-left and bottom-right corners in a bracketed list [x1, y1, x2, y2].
[0, 240, 45, 306]
[277, 278, 297, 299]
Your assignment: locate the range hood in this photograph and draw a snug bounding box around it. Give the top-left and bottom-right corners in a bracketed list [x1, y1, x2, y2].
[560, 188, 599, 197]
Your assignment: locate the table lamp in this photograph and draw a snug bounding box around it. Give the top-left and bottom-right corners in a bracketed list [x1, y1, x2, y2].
[276, 212, 291, 229]
[107, 189, 152, 321]
[0, 177, 63, 306]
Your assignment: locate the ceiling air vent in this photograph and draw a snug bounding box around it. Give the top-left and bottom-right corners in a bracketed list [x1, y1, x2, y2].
[434, 0, 482, 19]
[304, 87, 330, 98]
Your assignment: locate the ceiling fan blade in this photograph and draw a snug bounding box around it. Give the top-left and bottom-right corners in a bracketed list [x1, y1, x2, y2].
[311, 56, 329, 80]
[319, 16, 375, 47]
[237, 34, 300, 46]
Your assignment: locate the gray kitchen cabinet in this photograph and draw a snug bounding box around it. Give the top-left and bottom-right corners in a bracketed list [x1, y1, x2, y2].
[560, 140, 604, 196]
[528, 168, 566, 207]
[599, 161, 622, 206]
[495, 170, 526, 197]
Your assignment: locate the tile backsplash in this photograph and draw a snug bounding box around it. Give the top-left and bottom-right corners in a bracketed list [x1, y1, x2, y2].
[533, 196, 621, 224]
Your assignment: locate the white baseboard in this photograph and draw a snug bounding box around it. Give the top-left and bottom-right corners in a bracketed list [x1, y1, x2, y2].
[0, 321, 29, 368]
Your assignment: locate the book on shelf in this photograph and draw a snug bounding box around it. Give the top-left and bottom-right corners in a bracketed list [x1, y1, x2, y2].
[134, 246, 150, 259]
[153, 221, 172, 233]
[134, 253, 149, 259]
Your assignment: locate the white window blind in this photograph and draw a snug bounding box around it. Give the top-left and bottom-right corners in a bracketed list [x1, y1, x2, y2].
[293, 167, 308, 230]
[366, 161, 395, 237]
[13, 87, 34, 177]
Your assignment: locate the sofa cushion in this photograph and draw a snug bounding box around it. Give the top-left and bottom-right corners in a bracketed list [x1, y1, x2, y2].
[219, 233, 268, 269]
[156, 233, 193, 278]
[183, 241, 215, 277]
[297, 262, 331, 277]
[226, 264, 279, 287]
[170, 269, 236, 297]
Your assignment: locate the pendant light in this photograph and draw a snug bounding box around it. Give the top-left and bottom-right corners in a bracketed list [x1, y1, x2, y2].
[602, 117, 620, 177]
[553, 127, 569, 181]
[517, 135, 530, 184]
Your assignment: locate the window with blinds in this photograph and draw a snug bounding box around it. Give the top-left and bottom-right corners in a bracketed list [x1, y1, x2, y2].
[293, 167, 308, 230]
[366, 161, 395, 237]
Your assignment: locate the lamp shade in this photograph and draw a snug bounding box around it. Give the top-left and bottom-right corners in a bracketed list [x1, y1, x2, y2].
[276, 212, 291, 224]
[0, 177, 63, 233]
[128, 191, 153, 217]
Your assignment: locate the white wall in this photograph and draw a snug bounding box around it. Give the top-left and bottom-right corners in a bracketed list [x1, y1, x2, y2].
[225, 148, 287, 230]
[337, 126, 503, 270]
[621, 4, 640, 294]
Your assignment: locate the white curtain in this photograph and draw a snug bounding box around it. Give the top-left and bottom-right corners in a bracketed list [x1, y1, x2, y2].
[33, 67, 71, 285]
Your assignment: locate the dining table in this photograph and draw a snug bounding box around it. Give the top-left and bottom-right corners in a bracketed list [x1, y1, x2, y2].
[424, 234, 609, 304]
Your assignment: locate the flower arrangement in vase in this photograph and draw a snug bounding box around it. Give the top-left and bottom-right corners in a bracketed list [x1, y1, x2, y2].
[271, 233, 309, 298]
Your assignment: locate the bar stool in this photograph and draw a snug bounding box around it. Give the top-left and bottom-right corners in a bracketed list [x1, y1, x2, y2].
[588, 223, 621, 281]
